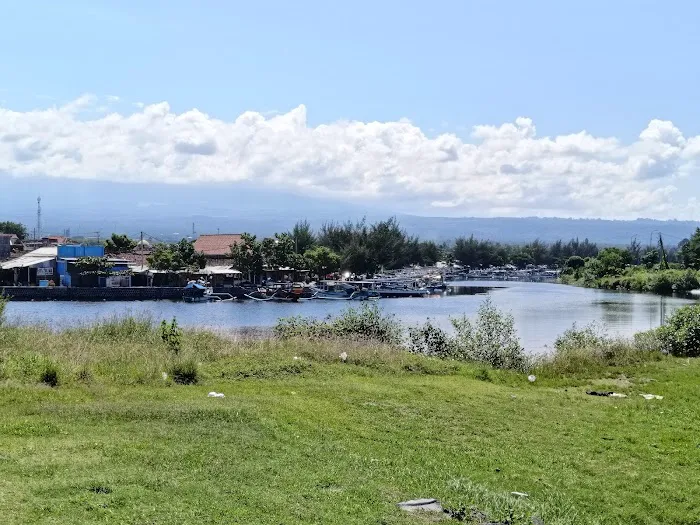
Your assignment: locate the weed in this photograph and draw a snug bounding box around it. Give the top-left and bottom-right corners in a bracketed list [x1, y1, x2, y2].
[161, 318, 182, 355]
[169, 359, 198, 385]
[275, 303, 402, 345]
[40, 363, 59, 387]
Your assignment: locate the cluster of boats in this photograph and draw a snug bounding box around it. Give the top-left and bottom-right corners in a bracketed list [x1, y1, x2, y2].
[244, 279, 447, 302]
[184, 276, 448, 303]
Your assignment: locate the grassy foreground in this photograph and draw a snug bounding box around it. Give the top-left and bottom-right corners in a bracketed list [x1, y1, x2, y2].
[0, 319, 699, 524]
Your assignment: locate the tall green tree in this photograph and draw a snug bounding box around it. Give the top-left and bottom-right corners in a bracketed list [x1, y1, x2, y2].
[595, 247, 633, 277]
[304, 246, 341, 279]
[289, 220, 316, 254]
[229, 233, 264, 281]
[104, 233, 137, 254]
[147, 239, 205, 271]
[0, 221, 27, 240]
[679, 228, 700, 269]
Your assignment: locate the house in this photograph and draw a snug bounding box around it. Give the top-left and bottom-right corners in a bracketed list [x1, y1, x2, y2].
[56, 245, 131, 287]
[0, 246, 58, 285]
[194, 234, 242, 266]
[42, 235, 71, 246]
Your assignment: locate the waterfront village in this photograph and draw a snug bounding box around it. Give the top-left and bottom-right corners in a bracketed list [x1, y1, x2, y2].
[0, 232, 558, 302]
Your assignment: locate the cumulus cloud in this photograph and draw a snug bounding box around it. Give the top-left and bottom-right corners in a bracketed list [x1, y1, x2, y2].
[1, 95, 699, 218]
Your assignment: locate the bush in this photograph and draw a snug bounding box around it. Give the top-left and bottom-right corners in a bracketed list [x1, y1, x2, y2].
[541, 323, 663, 374]
[275, 303, 402, 345]
[451, 299, 528, 372]
[161, 318, 182, 355]
[407, 319, 455, 358]
[40, 363, 59, 387]
[169, 359, 198, 385]
[657, 304, 700, 357]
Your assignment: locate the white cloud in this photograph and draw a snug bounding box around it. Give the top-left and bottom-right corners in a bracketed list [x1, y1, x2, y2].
[1, 95, 700, 218]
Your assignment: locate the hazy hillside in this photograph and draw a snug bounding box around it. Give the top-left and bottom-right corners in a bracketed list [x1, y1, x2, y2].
[1, 176, 698, 246]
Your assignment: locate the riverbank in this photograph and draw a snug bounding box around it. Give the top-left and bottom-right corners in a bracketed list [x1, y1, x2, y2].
[1, 318, 698, 524]
[560, 267, 700, 296]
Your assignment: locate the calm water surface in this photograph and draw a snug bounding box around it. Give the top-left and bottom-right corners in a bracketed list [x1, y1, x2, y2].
[5, 281, 696, 352]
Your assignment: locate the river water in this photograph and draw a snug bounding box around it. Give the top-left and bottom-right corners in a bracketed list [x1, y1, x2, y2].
[4, 281, 696, 352]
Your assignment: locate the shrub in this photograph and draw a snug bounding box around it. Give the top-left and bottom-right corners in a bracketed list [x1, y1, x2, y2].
[40, 363, 59, 387]
[451, 299, 528, 372]
[657, 304, 700, 357]
[542, 323, 663, 374]
[275, 303, 402, 345]
[161, 318, 182, 355]
[169, 359, 198, 385]
[407, 319, 454, 358]
[330, 303, 402, 344]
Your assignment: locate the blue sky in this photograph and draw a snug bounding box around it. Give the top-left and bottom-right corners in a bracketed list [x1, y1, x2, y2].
[1, 1, 700, 219]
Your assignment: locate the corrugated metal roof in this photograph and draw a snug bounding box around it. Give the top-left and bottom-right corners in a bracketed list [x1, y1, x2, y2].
[196, 265, 242, 275]
[0, 247, 57, 270]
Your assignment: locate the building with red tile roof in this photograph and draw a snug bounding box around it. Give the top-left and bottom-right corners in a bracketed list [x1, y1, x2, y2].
[194, 234, 242, 264]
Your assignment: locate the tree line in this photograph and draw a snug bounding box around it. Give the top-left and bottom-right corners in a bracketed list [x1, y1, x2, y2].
[230, 217, 602, 280]
[2, 217, 607, 276]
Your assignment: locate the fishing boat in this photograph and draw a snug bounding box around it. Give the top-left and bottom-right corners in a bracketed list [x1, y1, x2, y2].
[244, 282, 316, 302]
[312, 282, 378, 301]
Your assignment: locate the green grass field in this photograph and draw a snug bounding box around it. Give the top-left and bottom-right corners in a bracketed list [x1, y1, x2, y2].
[0, 319, 699, 524]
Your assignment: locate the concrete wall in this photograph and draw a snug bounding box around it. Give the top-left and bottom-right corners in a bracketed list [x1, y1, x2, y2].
[0, 286, 193, 301]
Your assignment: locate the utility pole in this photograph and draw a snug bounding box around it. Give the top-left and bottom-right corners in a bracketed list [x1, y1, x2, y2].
[36, 196, 42, 240]
[140, 231, 144, 269]
[658, 234, 669, 270]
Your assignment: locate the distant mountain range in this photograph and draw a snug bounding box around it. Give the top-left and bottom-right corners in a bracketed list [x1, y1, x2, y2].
[1, 176, 698, 246]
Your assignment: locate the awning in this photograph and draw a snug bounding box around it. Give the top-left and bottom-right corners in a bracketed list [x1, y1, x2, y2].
[195, 266, 242, 275]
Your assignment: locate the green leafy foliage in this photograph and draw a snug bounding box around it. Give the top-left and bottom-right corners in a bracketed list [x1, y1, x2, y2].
[160, 318, 182, 355]
[74, 256, 117, 276]
[275, 303, 402, 345]
[679, 227, 700, 269]
[304, 246, 340, 278]
[168, 359, 198, 385]
[641, 249, 660, 269]
[540, 323, 663, 375]
[39, 363, 59, 387]
[657, 304, 700, 357]
[595, 247, 633, 277]
[229, 233, 264, 280]
[147, 239, 205, 272]
[104, 233, 137, 254]
[450, 299, 528, 371]
[0, 220, 27, 240]
[407, 319, 455, 358]
[289, 219, 316, 254]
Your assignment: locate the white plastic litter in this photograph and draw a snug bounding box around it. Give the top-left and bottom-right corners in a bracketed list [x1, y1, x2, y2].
[397, 498, 443, 513]
[208, 392, 225, 398]
[339, 351, 348, 362]
[527, 375, 536, 382]
[293, 356, 300, 360]
[162, 372, 168, 380]
[640, 393, 663, 400]
[511, 491, 529, 498]
[610, 393, 628, 398]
